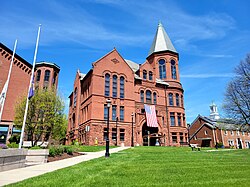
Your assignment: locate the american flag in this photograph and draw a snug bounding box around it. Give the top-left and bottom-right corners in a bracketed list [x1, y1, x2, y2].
[144, 104, 158, 127]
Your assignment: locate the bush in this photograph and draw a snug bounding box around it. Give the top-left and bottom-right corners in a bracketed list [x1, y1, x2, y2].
[49, 147, 56, 157]
[30, 146, 42, 150]
[0, 144, 8, 149]
[64, 146, 73, 155]
[8, 134, 20, 144]
[7, 142, 19, 148]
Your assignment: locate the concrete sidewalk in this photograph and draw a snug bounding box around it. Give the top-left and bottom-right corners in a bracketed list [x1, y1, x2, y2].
[0, 146, 130, 186]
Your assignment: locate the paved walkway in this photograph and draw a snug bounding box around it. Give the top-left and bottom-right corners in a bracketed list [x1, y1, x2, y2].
[0, 146, 130, 186]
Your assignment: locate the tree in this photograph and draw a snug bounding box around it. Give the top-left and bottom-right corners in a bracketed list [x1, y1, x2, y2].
[223, 54, 250, 126]
[14, 89, 67, 147]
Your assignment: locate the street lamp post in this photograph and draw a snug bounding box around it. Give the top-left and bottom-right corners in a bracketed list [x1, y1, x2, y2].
[116, 117, 118, 146]
[105, 99, 111, 158]
[131, 113, 134, 147]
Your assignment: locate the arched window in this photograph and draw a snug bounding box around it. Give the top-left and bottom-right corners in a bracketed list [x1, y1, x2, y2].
[169, 93, 173, 106]
[181, 95, 184, 107]
[149, 71, 153, 80]
[112, 75, 117, 97]
[171, 60, 177, 79]
[120, 76, 125, 99]
[36, 70, 41, 82]
[153, 92, 157, 104]
[140, 90, 144, 103]
[44, 70, 50, 82]
[105, 73, 110, 96]
[159, 59, 166, 79]
[176, 93, 180, 106]
[143, 70, 147, 80]
[146, 90, 152, 104]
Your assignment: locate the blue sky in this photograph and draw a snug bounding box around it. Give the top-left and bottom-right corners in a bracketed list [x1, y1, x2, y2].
[1, 0, 250, 123]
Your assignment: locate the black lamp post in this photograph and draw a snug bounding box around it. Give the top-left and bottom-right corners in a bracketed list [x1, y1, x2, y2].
[116, 116, 118, 146]
[131, 113, 134, 147]
[105, 99, 111, 158]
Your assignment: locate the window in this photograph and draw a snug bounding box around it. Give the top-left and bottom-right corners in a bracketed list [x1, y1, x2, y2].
[36, 70, 41, 82]
[242, 131, 245, 136]
[204, 130, 207, 135]
[183, 114, 186, 126]
[231, 131, 234, 135]
[159, 59, 166, 79]
[146, 90, 152, 104]
[120, 106, 124, 121]
[112, 128, 117, 141]
[105, 74, 110, 96]
[149, 71, 153, 80]
[181, 95, 184, 107]
[44, 70, 50, 82]
[180, 133, 183, 143]
[103, 128, 108, 141]
[237, 130, 240, 136]
[141, 109, 145, 113]
[112, 105, 117, 121]
[172, 133, 177, 143]
[177, 113, 181, 126]
[143, 70, 147, 80]
[120, 129, 125, 141]
[153, 92, 157, 104]
[120, 76, 125, 99]
[140, 90, 144, 103]
[176, 94, 180, 106]
[224, 130, 228, 135]
[53, 72, 57, 85]
[171, 60, 177, 79]
[169, 93, 173, 106]
[112, 75, 117, 97]
[73, 88, 77, 107]
[104, 104, 108, 120]
[228, 140, 234, 146]
[170, 112, 175, 126]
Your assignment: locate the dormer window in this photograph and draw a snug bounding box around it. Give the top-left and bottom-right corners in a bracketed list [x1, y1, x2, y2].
[143, 70, 147, 80]
[159, 59, 166, 79]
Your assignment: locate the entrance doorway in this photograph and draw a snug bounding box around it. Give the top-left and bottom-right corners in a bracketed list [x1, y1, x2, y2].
[142, 123, 158, 146]
[201, 139, 211, 147]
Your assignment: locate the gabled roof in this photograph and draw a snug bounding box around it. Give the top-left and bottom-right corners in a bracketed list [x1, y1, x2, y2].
[124, 59, 139, 72]
[148, 22, 177, 57]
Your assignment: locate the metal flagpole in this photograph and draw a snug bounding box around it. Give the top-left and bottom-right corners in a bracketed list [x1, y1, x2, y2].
[0, 40, 18, 122]
[19, 25, 41, 149]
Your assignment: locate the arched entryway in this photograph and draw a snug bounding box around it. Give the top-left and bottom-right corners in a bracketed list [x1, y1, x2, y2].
[142, 123, 159, 146]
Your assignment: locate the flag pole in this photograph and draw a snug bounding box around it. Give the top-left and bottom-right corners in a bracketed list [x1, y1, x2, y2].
[19, 25, 41, 149]
[0, 39, 18, 122]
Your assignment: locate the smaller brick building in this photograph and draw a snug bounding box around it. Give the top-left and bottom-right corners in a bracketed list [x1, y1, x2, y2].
[189, 103, 250, 149]
[0, 43, 60, 144]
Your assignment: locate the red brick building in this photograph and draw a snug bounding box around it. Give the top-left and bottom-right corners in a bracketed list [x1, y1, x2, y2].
[66, 23, 188, 146]
[0, 43, 60, 144]
[189, 103, 250, 149]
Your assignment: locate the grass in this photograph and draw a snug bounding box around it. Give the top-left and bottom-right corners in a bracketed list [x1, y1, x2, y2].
[8, 147, 250, 187]
[72, 145, 117, 152]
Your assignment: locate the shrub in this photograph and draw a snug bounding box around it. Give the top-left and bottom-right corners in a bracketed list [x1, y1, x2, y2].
[30, 146, 42, 150]
[7, 142, 19, 148]
[0, 144, 8, 149]
[8, 134, 20, 144]
[55, 146, 64, 156]
[217, 142, 224, 148]
[49, 147, 56, 157]
[64, 146, 73, 155]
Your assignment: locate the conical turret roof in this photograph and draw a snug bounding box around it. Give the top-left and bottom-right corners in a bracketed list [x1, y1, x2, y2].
[148, 22, 177, 57]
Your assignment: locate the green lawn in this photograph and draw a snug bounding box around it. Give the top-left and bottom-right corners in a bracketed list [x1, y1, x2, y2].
[8, 147, 250, 187]
[73, 145, 117, 152]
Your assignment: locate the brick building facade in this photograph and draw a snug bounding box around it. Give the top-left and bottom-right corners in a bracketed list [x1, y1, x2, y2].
[66, 23, 188, 146]
[0, 43, 60, 144]
[189, 103, 250, 149]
